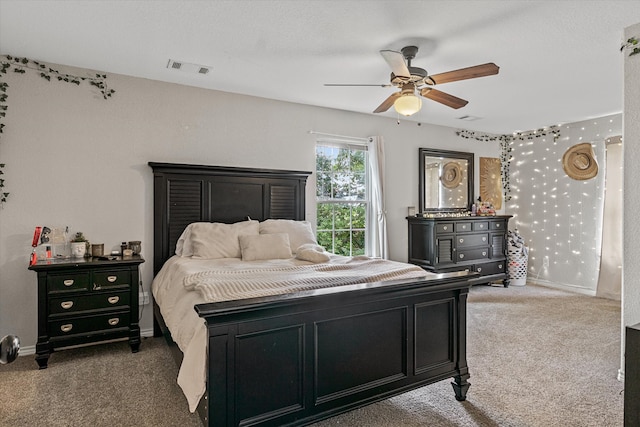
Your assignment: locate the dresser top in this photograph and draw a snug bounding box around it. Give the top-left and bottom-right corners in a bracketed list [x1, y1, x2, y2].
[28, 255, 145, 271]
[407, 215, 512, 221]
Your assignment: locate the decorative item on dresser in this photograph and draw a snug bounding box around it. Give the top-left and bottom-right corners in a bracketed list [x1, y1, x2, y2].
[407, 215, 512, 287]
[28, 255, 144, 369]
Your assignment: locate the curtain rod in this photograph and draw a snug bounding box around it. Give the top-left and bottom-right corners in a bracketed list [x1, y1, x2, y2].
[308, 130, 371, 143]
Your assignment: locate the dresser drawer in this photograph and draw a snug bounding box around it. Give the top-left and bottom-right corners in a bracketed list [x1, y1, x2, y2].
[472, 221, 489, 231]
[456, 247, 489, 262]
[456, 233, 488, 248]
[455, 222, 472, 233]
[490, 221, 506, 230]
[473, 260, 506, 276]
[93, 269, 132, 290]
[49, 311, 130, 337]
[49, 290, 131, 315]
[47, 273, 90, 293]
[436, 223, 455, 234]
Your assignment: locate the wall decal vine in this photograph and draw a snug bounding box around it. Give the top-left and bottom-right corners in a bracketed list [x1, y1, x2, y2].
[621, 36, 640, 57]
[456, 126, 561, 203]
[0, 55, 116, 205]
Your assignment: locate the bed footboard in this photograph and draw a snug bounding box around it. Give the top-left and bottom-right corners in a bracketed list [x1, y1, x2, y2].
[195, 273, 473, 427]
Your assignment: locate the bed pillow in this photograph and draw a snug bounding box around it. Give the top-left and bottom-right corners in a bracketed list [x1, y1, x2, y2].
[190, 220, 259, 259]
[239, 233, 293, 261]
[175, 222, 202, 257]
[259, 219, 317, 253]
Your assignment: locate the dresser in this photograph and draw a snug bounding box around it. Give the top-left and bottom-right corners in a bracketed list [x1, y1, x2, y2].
[407, 215, 512, 287]
[29, 256, 144, 368]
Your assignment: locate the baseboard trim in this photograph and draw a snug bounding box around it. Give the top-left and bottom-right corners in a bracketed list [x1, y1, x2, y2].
[526, 277, 597, 296]
[14, 328, 155, 358]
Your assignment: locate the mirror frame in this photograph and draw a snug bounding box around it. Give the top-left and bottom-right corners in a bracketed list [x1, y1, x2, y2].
[418, 148, 474, 213]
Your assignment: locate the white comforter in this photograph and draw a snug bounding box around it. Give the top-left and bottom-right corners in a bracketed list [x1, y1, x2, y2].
[151, 255, 429, 412]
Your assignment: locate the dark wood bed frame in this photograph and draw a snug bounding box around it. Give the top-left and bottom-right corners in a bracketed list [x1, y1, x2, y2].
[149, 162, 476, 427]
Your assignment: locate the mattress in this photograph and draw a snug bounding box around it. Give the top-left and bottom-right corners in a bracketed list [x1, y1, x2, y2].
[151, 255, 429, 412]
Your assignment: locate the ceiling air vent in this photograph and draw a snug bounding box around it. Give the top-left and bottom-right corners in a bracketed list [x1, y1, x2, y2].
[166, 59, 212, 75]
[457, 115, 481, 121]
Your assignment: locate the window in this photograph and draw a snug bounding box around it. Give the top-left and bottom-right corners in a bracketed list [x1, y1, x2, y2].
[315, 143, 368, 256]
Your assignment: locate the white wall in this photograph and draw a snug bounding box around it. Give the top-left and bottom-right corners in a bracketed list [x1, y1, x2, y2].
[507, 115, 622, 294]
[0, 60, 500, 349]
[622, 22, 640, 376]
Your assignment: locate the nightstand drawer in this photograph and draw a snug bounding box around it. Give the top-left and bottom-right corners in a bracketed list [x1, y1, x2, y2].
[47, 273, 90, 293]
[93, 269, 132, 290]
[49, 311, 130, 337]
[49, 290, 131, 315]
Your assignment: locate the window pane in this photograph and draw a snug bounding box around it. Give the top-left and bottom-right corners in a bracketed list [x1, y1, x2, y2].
[350, 173, 366, 200]
[316, 231, 333, 252]
[316, 172, 331, 199]
[317, 203, 333, 230]
[334, 231, 351, 256]
[352, 230, 365, 256]
[333, 203, 351, 230]
[316, 143, 369, 256]
[352, 203, 366, 228]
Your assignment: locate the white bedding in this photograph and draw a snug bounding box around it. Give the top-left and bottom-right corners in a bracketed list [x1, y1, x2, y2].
[151, 255, 430, 412]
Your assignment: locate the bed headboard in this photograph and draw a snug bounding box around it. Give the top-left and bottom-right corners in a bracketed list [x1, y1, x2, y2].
[149, 162, 311, 275]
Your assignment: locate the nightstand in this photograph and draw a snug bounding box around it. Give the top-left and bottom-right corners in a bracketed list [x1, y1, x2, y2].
[28, 255, 145, 369]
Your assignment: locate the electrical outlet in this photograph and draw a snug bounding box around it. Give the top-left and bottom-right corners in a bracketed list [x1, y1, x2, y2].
[139, 291, 150, 306]
[543, 256, 550, 268]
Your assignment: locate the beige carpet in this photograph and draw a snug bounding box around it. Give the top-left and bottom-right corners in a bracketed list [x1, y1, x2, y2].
[0, 283, 623, 426]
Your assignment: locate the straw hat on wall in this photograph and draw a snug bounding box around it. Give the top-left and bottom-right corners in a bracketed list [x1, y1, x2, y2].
[562, 143, 598, 181]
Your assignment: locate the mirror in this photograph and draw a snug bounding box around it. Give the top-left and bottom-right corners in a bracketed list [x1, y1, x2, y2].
[419, 148, 474, 213]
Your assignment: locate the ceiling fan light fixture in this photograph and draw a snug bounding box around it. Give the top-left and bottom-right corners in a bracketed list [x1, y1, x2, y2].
[394, 93, 422, 116]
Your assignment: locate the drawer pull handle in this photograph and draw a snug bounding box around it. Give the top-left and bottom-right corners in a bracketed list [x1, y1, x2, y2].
[496, 224, 501, 228]
[477, 267, 482, 272]
[482, 251, 487, 256]
[93, 284, 101, 291]
[462, 225, 467, 229]
[482, 237, 487, 242]
[459, 238, 464, 243]
[459, 254, 465, 259]
[108, 318, 120, 326]
[108, 296, 120, 304]
[499, 264, 503, 269]
[479, 224, 484, 229]
[107, 276, 117, 283]
[60, 301, 74, 309]
[443, 226, 448, 231]
[63, 279, 74, 287]
[60, 324, 73, 333]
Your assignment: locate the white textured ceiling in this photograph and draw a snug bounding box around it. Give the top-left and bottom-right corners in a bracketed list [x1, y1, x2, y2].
[1, 0, 639, 134]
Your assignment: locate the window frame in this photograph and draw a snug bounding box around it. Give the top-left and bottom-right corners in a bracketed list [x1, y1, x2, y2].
[315, 141, 370, 256]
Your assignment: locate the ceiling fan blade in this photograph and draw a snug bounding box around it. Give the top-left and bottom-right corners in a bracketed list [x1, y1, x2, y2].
[420, 88, 468, 109]
[428, 63, 499, 85]
[380, 50, 410, 78]
[373, 92, 401, 113]
[324, 83, 392, 87]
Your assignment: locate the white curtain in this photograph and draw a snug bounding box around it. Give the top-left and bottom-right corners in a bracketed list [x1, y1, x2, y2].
[367, 136, 388, 259]
[597, 137, 623, 300]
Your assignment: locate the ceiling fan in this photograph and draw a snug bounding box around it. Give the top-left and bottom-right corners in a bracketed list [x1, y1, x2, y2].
[325, 46, 499, 116]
